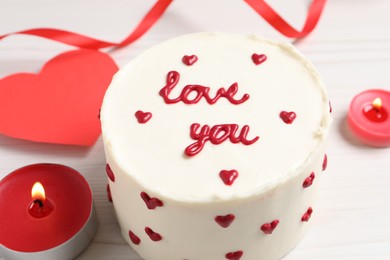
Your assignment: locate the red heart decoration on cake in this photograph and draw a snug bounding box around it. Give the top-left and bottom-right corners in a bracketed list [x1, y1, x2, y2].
[301, 207, 313, 222]
[0, 49, 118, 146]
[219, 170, 239, 186]
[260, 219, 279, 234]
[225, 250, 243, 260]
[251, 53, 267, 65]
[106, 184, 113, 203]
[128, 230, 141, 245]
[140, 192, 164, 209]
[280, 111, 297, 124]
[182, 55, 198, 66]
[322, 154, 328, 171]
[215, 214, 235, 228]
[135, 110, 152, 123]
[145, 227, 162, 241]
[106, 163, 115, 182]
[302, 172, 315, 188]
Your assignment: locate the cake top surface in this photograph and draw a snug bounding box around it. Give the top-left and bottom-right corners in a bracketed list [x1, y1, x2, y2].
[101, 32, 332, 202]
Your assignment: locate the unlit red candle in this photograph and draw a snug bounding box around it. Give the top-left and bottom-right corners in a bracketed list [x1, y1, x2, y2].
[348, 89, 390, 147]
[0, 164, 97, 260]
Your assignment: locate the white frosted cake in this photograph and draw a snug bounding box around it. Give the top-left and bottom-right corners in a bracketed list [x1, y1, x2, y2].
[101, 32, 332, 260]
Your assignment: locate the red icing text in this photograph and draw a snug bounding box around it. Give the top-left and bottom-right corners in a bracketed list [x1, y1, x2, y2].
[185, 123, 259, 156]
[159, 71, 249, 105]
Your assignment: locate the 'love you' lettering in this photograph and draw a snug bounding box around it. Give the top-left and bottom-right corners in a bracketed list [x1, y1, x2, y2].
[185, 123, 259, 156]
[159, 71, 249, 105]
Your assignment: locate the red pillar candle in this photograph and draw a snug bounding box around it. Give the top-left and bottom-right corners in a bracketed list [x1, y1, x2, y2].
[0, 164, 97, 260]
[348, 89, 390, 147]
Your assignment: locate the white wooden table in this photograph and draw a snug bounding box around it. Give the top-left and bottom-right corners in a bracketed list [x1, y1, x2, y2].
[1, 1, 390, 259]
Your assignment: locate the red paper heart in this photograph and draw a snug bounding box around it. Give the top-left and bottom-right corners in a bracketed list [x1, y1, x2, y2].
[0, 49, 118, 146]
[215, 214, 235, 228]
[251, 53, 267, 65]
[260, 219, 279, 234]
[140, 192, 164, 210]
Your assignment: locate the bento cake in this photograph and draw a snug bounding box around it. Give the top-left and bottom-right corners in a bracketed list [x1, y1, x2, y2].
[101, 32, 332, 260]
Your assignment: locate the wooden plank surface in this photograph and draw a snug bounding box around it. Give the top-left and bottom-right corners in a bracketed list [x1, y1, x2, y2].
[1, 0, 390, 259]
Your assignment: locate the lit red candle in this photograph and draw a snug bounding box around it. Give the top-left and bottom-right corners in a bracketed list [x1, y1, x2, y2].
[348, 89, 390, 147]
[0, 164, 96, 260]
[28, 182, 54, 218]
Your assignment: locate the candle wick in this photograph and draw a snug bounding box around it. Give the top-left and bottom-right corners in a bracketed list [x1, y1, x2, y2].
[372, 97, 382, 110]
[34, 199, 44, 207]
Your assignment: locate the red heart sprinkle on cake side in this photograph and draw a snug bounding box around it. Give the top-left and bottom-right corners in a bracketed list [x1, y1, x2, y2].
[140, 192, 163, 209]
[182, 55, 198, 66]
[106, 184, 112, 203]
[225, 250, 243, 260]
[260, 220, 279, 234]
[106, 163, 115, 182]
[329, 100, 333, 113]
[322, 154, 328, 171]
[145, 227, 162, 241]
[219, 170, 239, 186]
[215, 214, 235, 228]
[251, 53, 267, 65]
[128, 230, 141, 245]
[280, 111, 297, 124]
[135, 110, 152, 124]
[301, 207, 313, 222]
[302, 172, 315, 188]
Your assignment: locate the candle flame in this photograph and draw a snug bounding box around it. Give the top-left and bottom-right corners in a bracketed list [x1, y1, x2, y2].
[31, 182, 45, 201]
[372, 97, 382, 110]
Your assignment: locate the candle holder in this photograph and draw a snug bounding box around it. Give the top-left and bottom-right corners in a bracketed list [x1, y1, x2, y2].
[348, 89, 390, 147]
[0, 164, 97, 260]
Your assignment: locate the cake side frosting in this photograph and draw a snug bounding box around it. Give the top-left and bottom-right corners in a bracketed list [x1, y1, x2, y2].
[101, 32, 332, 260]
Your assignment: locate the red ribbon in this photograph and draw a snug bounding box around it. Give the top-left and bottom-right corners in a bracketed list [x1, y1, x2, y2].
[0, 0, 326, 49]
[244, 0, 327, 38]
[0, 0, 174, 50]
